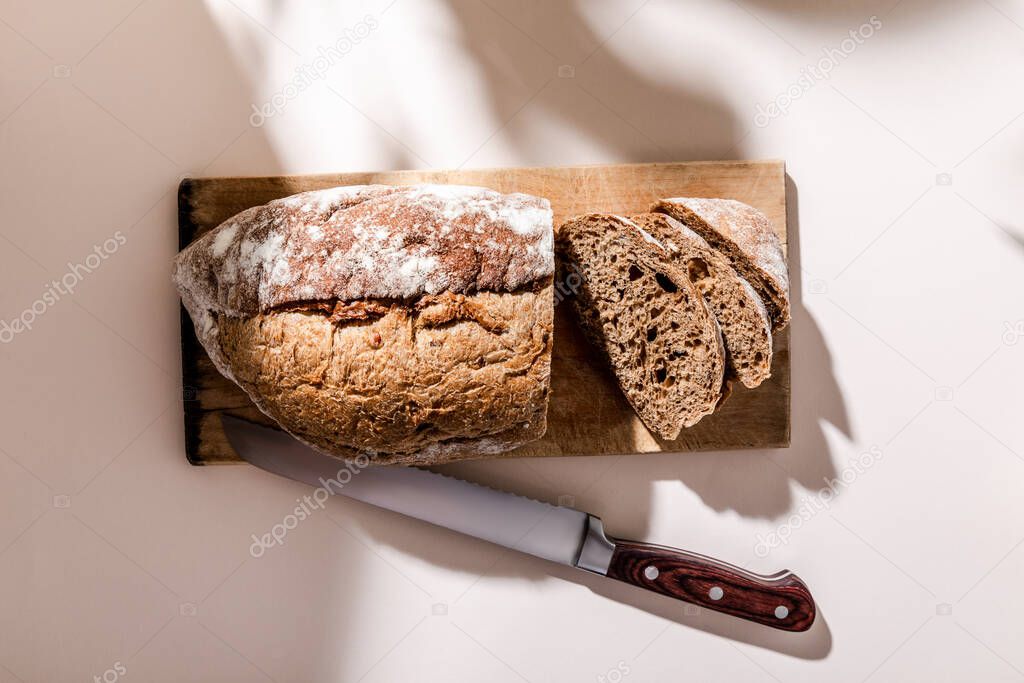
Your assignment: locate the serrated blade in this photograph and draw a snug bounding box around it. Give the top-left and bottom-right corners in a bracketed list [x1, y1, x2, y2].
[222, 416, 589, 566]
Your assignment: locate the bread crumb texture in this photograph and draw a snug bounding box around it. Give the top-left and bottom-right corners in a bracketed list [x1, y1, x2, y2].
[556, 214, 725, 440]
[653, 198, 790, 330]
[628, 213, 772, 389]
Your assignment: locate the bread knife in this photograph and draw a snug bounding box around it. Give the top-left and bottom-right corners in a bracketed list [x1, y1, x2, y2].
[223, 415, 816, 631]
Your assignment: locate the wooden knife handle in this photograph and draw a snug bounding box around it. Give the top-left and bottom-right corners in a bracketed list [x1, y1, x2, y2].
[605, 540, 816, 632]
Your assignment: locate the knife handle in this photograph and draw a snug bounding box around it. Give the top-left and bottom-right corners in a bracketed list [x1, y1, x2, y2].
[605, 539, 816, 632]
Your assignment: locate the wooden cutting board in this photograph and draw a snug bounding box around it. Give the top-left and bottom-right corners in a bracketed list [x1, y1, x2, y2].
[178, 160, 790, 464]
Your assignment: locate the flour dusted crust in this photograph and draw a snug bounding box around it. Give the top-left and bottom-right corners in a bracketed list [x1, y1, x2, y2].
[174, 184, 555, 464]
[652, 198, 790, 330]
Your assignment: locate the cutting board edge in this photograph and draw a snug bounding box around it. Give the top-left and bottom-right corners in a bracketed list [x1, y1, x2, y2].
[178, 158, 786, 186]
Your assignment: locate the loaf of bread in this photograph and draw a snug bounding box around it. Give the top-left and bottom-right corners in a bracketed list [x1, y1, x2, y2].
[174, 184, 555, 465]
[652, 198, 790, 331]
[556, 214, 725, 439]
[627, 213, 773, 388]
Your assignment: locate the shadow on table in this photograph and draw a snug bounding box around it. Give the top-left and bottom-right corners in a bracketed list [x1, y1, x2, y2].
[661, 173, 851, 510]
[353, 0, 847, 659]
[741, 0, 979, 24]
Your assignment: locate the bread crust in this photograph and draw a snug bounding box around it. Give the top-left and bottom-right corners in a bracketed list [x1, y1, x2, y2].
[174, 184, 555, 464]
[217, 287, 552, 465]
[651, 198, 790, 331]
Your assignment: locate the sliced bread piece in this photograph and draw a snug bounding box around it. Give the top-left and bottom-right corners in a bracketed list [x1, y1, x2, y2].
[628, 213, 773, 389]
[556, 214, 725, 439]
[651, 198, 790, 331]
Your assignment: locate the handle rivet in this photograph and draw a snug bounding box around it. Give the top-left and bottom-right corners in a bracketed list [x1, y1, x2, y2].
[774, 605, 789, 619]
[644, 565, 659, 580]
[708, 586, 724, 600]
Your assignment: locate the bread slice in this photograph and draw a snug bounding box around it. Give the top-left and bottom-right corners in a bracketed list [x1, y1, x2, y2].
[556, 214, 725, 439]
[628, 213, 772, 389]
[651, 198, 790, 331]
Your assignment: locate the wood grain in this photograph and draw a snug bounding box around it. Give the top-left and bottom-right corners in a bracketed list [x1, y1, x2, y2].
[606, 540, 816, 631]
[177, 161, 790, 464]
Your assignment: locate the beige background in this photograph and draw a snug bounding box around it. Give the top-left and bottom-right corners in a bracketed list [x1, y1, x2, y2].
[1, 1, 1023, 681]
